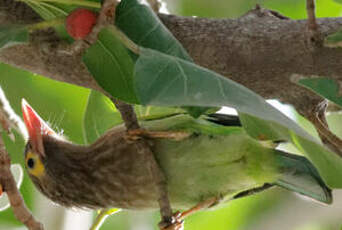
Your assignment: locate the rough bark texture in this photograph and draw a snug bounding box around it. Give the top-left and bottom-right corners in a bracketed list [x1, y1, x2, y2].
[1, 1, 342, 115]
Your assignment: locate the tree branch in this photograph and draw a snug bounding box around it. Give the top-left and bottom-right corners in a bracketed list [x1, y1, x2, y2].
[1, 4, 342, 116]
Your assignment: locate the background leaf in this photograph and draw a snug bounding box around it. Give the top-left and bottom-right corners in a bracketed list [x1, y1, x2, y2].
[0, 63, 90, 226]
[166, 0, 342, 19]
[83, 91, 122, 144]
[297, 78, 342, 108]
[0, 25, 29, 50]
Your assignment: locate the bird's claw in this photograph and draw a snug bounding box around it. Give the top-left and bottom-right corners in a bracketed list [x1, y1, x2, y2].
[158, 212, 184, 230]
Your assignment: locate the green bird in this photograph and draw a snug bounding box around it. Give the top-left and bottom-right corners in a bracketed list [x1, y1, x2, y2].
[21, 99, 332, 221]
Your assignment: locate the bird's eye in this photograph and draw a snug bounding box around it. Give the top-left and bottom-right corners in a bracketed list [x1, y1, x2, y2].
[27, 158, 35, 169]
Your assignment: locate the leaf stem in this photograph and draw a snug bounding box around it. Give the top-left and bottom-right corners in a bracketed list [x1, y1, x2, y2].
[90, 209, 120, 230]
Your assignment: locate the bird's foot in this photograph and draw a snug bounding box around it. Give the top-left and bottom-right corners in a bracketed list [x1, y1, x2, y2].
[126, 129, 190, 141]
[158, 212, 184, 230]
[158, 197, 218, 230]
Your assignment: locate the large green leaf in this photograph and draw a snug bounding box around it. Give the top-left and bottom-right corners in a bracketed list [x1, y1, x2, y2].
[117, 0, 210, 116]
[83, 28, 138, 103]
[85, 0, 208, 115]
[135, 48, 306, 138]
[297, 77, 342, 108]
[0, 25, 29, 50]
[134, 48, 342, 188]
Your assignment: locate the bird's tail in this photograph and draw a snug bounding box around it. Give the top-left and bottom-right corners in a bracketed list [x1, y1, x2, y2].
[273, 150, 332, 204]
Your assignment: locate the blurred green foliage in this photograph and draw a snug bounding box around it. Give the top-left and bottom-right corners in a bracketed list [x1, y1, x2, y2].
[166, 0, 342, 19]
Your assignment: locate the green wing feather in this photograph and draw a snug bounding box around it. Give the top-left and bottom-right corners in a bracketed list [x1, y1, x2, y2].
[273, 150, 332, 204]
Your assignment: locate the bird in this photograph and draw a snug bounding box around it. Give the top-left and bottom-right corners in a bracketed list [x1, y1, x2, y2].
[21, 99, 332, 222]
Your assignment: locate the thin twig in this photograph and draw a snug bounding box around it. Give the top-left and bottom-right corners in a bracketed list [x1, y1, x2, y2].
[0, 96, 44, 230]
[306, 0, 318, 32]
[305, 0, 322, 47]
[111, 98, 140, 130]
[109, 98, 174, 222]
[306, 101, 342, 157]
[83, 0, 174, 226]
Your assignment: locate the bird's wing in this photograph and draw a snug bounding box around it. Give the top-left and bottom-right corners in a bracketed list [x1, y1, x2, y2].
[273, 149, 332, 204]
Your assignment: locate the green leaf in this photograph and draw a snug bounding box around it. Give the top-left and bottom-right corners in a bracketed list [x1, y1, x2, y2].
[83, 91, 122, 144]
[116, 0, 192, 61]
[83, 28, 138, 103]
[297, 77, 342, 108]
[134, 48, 342, 188]
[0, 25, 29, 50]
[117, 0, 210, 116]
[135, 48, 305, 137]
[333, 0, 342, 5]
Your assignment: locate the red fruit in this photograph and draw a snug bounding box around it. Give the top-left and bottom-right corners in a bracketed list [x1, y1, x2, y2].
[66, 8, 97, 40]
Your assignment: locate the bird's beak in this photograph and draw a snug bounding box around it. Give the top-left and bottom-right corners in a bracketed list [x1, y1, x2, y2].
[21, 99, 56, 157]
